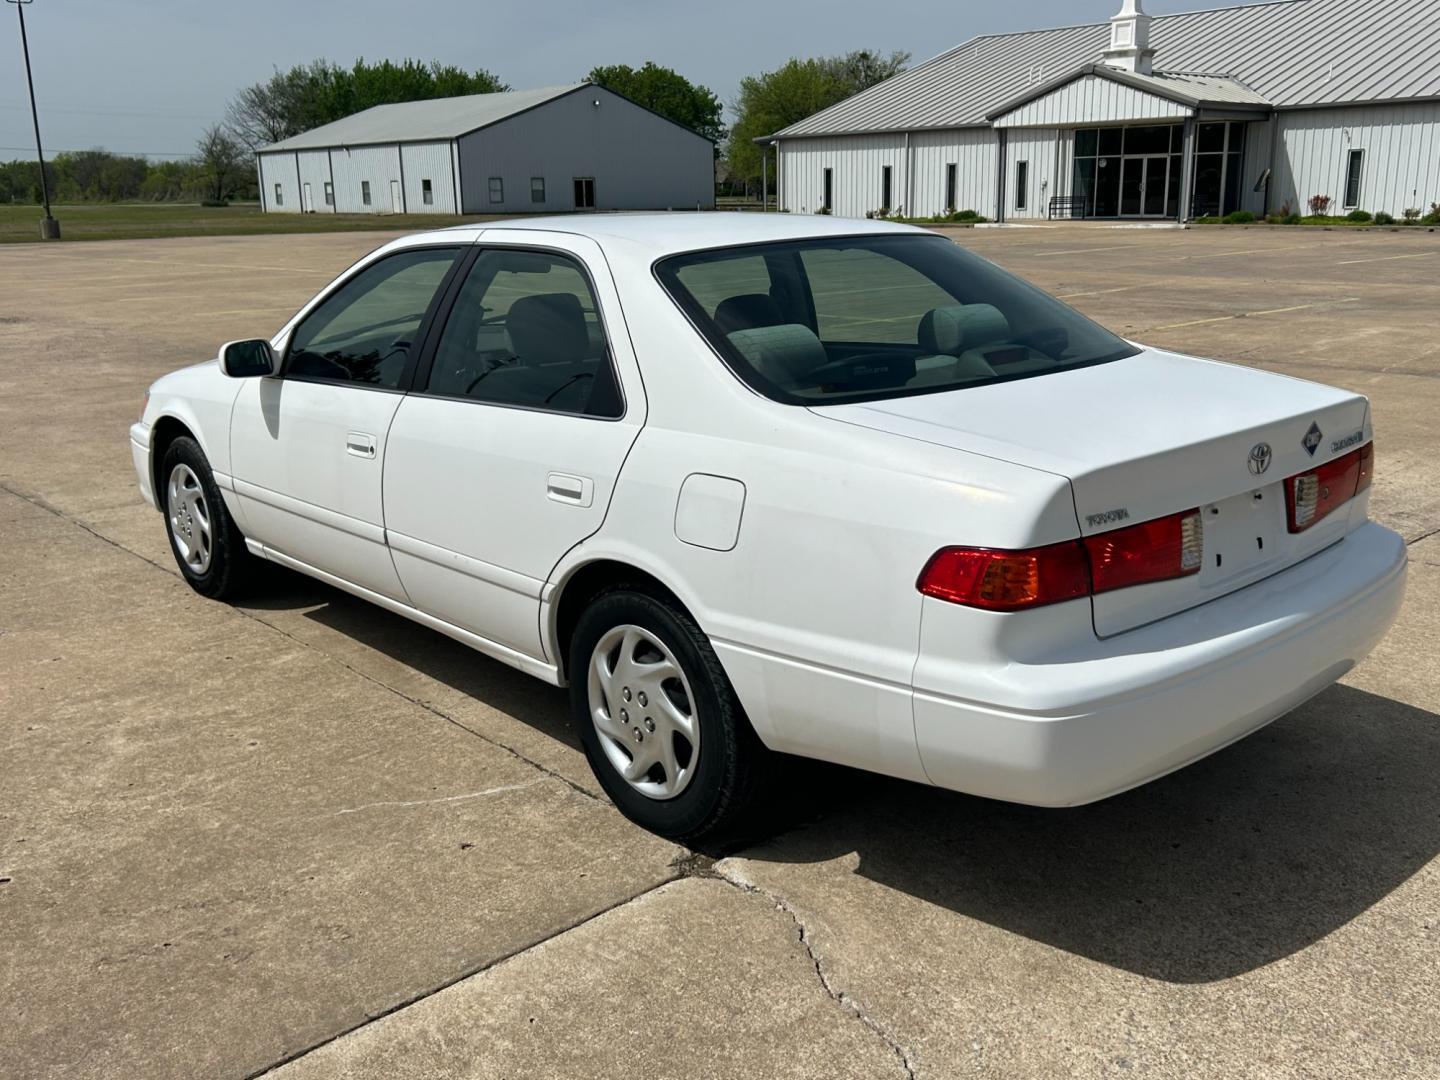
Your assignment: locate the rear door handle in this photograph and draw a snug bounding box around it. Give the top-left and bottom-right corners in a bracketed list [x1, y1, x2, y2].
[547, 472, 594, 507]
[346, 431, 377, 459]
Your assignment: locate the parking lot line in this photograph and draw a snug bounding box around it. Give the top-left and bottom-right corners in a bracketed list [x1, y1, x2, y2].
[1334, 251, 1438, 266]
[1056, 285, 1143, 299]
[1150, 296, 1360, 331]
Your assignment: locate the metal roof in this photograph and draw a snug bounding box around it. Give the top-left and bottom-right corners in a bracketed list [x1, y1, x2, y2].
[260, 84, 588, 152]
[774, 0, 1440, 138]
[987, 64, 1272, 121]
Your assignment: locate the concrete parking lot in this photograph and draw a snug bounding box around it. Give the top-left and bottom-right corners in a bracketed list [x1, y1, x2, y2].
[2, 222, 1437, 1079]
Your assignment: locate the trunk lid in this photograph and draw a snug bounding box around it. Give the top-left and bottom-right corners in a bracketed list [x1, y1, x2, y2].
[813, 347, 1370, 635]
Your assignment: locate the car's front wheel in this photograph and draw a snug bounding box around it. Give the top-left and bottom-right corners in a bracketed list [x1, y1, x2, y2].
[161, 435, 251, 600]
[570, 587, 775, 845]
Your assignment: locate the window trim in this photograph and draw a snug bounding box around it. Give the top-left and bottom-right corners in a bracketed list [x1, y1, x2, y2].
[1343, 148, 1364, 209]
[488, 176, 504, 203]
[361, 180, 372, 206]
[944, 162, 957, 212]
[822, 168, 833, 212]
[407, 243, 628, 422]
[531, 176, 546, 204]
[1015, 159, 1029, 211]
[277, 244, 469, 395]
[323, 181, 334, 206]
[421, 178, 434, 205]
[274, 182, 283, 207]
[881, 165, 892, 211]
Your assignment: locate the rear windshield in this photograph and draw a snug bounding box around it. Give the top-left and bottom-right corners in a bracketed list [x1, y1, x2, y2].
[655, 233, 1138, 404]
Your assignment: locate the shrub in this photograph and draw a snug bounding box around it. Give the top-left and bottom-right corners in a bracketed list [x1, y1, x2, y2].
[200, 198, 230, 208]
[1346, 209, 1373, 223]
[1222, 210, 1256, 224]
[1402, 207, 1422, 223]
[1374, 211, 1395, 225]
[1285, 213, 1302, 225]
[1193, 215, 1223, 224]
[1308, 194, 1332, 215]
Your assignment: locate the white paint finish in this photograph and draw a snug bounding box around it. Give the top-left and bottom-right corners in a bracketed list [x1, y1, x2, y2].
[457, 85, 712, 213]
[674, 474, 746, 552]
[994, 74, 1189, 128]
[776, 133, 908, 218]
[400, 141, 457, 213]
[136, 213, 1406, 810]
[1004, 127, 1063, 219]
[1241, 116, 1274, 215]
[296, 150, 333, 213]
[258, 153, 301, 213]
[909, 129, 997, 216]
[329, 145, 403, 214]
[1269, 101, 1440, 217]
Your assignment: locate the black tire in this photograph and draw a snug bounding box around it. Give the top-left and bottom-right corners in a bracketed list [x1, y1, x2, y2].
[569, 586, 777, 846]
[159, 436, 252, 600]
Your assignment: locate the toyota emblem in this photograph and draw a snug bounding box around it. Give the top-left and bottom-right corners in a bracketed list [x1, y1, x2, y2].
[1248, 442, 1273, 475]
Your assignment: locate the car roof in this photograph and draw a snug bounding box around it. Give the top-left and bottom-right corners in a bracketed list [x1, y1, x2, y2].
[426, 211, 928, 258]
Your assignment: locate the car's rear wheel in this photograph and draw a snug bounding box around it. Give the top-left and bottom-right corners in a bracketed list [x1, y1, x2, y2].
[570, 587, 775, 845]
[161, 436, 251, 600]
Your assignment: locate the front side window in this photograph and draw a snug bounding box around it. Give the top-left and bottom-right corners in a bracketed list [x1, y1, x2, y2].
[423, 249, 621, 417]
[323, 181, 334, 206]
[1344, 149, 1364, 209]
[531, 176, 546, 203]
[488, 177, 504, 203]
[657, 234, 1137, 405]
[422, 178, 434, 205]
[1015, 160, 1029, 211]
[361, 180, 372, 206]
[285, 247, 460, 389]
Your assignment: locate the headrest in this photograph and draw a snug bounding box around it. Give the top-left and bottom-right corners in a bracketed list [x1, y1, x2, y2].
[918, 304, 1010, 355]
[714, 293, 783, 335]
[507, 292, 589, 364]
[726, 324, 827, 385]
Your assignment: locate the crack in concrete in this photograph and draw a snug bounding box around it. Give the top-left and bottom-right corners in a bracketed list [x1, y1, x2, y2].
[709, 862, 919, 1080]
[330, 780, 546, 816]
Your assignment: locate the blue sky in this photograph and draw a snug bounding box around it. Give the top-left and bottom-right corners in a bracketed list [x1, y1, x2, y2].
[0, 0, 1275, 159]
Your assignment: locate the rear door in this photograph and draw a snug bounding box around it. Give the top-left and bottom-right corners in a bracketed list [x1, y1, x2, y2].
[382, 231, 645, 660]
[229, 243, 464, 599]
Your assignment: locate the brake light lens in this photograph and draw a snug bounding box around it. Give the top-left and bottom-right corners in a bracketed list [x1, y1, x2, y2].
[917, 541, 1090, 611]
[918, 508, 1203, 611]
[1085, 509, 1203, 594]
[1284, 442, 1371, 533]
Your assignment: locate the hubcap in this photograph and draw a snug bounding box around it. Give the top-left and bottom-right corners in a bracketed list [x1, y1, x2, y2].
[587, 624, 699, 800]
[166, 463, 213, 575]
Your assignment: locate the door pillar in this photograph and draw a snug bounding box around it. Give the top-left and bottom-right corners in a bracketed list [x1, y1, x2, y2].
[1178, 115, 1197, 223]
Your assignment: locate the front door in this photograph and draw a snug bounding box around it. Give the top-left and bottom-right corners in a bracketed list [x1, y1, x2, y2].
[573, 177, 595, 210]
[382, 234, 644, 661]
[302, 182, 313, 213]
[1120, 156, 1171, 217]
[1142, 155, 1170, 217]
[229, 245, 463, 599]
[390, 179, 403, 213]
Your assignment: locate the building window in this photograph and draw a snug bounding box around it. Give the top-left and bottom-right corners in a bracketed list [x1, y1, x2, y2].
[361, 180, 371, 206]
[531, 176, 546, 203]
[822, 168, 833, 212]
[881, 165, 892, 211]
[323, 181, 334, 206]
[573, 177, 595, 209]
[274, 183, 283, 207]
[944, 163, 957, 212]
[1344, 149, 1364, 209]
[1015, 160, 1029, 211]
[488, 177, 504, 203]
[422, 179, 433, 205]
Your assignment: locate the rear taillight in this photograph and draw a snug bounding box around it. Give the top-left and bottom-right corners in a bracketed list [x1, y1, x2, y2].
[918, 508, 1203, 611]
[916, 541, 1090, 611]
[1284, 441, 1371, 533]
[1085, 508, 1203, 593]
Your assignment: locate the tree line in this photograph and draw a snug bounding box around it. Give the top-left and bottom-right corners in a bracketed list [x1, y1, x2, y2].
[1, 51, 906, 206]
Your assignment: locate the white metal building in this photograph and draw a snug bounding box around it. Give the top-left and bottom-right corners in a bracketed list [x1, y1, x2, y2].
[257, 83, 714, 215]
[766, 0, 1440, 223]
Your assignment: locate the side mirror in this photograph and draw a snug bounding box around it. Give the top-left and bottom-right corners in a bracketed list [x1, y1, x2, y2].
[220, 339, 277, 378]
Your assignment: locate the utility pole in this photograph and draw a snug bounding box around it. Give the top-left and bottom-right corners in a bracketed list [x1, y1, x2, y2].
[7, 0, 60, 239]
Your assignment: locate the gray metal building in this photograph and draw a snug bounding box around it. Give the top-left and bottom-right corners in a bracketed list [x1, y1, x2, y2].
[257, 83, 714, 215]
[766, 0, 1440, 223]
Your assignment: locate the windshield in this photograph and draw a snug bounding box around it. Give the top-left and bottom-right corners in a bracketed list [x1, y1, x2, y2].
[655, 234, 1139, 404]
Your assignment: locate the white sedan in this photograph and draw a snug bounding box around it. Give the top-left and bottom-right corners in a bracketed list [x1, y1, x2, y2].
[130, 214, 1407, 842]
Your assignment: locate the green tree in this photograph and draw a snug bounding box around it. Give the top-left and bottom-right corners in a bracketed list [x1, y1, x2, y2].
[727, 49, 909, 191]
[225, 59, 510, 151]
[194, 125, 247, 203]
[586, 62, 725, 144]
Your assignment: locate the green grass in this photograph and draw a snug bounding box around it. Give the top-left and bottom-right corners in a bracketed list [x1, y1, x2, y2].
[0, 202, 507, 244]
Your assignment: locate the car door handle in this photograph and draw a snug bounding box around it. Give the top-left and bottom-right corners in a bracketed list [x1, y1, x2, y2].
[346, 431, 377, 459]
[547, 472, 594, 507]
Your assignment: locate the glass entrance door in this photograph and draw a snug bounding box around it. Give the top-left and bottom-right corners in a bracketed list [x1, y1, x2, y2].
[1142, 156, 1169, 217]
[1121, 156, 1170, 217]
[1120, 158, 1145, 215]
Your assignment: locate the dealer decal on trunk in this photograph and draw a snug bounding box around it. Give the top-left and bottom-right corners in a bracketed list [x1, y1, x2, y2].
[1302, 421, 1324, 457]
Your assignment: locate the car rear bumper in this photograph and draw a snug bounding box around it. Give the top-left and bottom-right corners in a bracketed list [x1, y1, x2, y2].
[130, 422, 156, 511]
[912, 521, 1408, 806]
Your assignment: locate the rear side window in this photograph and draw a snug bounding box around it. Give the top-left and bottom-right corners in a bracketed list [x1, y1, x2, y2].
[422, 249, 622, 417]
[656, 234, 1137, 405]
[286, 247, 459, 389]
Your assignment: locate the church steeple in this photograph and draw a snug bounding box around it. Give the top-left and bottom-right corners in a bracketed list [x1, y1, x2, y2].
[1102, 0, 1156, 75]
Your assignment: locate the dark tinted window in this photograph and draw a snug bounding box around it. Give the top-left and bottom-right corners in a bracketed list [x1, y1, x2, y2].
[286, 247, 459, 389]
[424, 249, 622, 417]
[657, 234, 1138, 405]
